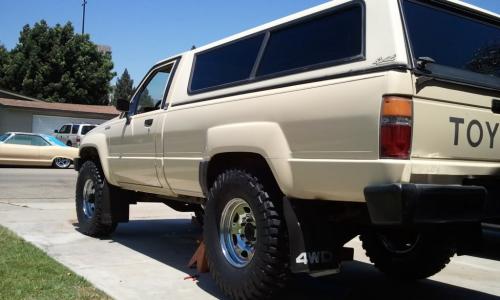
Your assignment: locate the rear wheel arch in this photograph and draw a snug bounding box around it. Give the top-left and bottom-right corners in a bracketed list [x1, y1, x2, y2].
[204, 152, 283, 196]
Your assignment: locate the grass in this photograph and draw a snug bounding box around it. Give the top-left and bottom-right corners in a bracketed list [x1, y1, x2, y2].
[0, 226, 110, 300]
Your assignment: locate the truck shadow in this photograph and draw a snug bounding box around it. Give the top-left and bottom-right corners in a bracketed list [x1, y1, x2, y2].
[473, 229, 500, 261]
[111, 219, 500, 300]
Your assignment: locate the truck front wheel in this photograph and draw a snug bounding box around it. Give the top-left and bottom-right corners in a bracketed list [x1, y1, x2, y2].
[360, 229, 456, 279]
[204, 169, 289, 300]
[76, 161, 118, 237]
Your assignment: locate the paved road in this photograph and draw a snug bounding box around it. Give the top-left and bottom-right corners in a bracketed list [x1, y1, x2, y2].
[0, 167, 500, 300]
[0, 167, 76, 202]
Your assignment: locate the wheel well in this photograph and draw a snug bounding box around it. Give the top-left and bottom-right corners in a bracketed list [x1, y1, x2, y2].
[79, 147, 101, 167]
[206, 152, 281, 194]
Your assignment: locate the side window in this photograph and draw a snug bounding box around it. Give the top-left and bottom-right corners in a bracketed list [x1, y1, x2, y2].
[59, 125, 71, 134]
[134, 64, 173, 115]
[6, 135, 49, 146]
[81, 126, 95, 135]
[72, 125, 80, 134]
[190, 34, 265, 92]
[31, 136, 50, 146]
[256, 5, 363, 77]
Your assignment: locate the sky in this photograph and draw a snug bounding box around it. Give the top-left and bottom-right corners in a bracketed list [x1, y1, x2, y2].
[0, 0, 499, 85]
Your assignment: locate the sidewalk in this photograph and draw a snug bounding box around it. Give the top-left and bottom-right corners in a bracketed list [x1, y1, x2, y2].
[1, 200, 500, 300]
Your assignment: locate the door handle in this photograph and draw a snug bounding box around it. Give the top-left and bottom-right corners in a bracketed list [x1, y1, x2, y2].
[144, 119, 154, 127]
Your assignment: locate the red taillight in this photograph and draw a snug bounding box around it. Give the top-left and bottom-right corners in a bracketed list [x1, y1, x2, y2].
[380, 96, 412, 159]
[76, 137, 81, 143]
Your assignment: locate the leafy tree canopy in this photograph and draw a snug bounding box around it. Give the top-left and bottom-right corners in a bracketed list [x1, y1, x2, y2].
[0, 20, 115, 105]
[0, 44, 8, 80]
[112, 68, 134, 106]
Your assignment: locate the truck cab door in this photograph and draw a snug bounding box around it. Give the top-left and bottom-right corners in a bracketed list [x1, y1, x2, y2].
[108, 60, 178, 189]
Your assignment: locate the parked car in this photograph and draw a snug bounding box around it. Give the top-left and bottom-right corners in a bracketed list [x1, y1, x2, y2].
[54, 124, 97, 147]
[74, 0, 500, 299]
[0, 132, 78, 168]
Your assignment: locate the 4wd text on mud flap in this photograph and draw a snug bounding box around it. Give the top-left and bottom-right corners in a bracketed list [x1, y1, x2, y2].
[450, 117, 499, 148]
[295, 251, 334, 265]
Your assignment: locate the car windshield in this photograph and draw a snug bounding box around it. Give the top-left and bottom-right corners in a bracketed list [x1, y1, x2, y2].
[43, 135, 67, 147]
[0, 133, 10, 142]
[403, 0, 500, 89]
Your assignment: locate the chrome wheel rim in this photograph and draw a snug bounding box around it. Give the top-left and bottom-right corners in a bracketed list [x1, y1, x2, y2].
[55, 158, 71, 168]
[219, 198, 257, 268]
[82, 179, 96, 219]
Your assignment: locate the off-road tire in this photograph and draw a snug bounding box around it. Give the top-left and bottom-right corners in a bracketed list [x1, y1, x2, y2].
[204, 169, 289, 300]
[76, 160, 117, 237]
[194, 207, 204, 226]
[360, 230, 456, 279]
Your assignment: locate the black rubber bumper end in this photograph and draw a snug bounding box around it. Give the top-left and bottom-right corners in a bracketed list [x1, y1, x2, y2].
[364, 184, 488, 225]
[73, 158, 81, 172]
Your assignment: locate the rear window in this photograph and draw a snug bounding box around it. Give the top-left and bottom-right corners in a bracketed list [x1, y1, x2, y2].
[257, 5, 363, 77]
[0, 133, 10, 142]
[81, 126, 96, 135]
[190, 34, 265, 92]
[44, 135, 67, 147]
[403, 0, 500, 88]
[72, 125, 80, 134]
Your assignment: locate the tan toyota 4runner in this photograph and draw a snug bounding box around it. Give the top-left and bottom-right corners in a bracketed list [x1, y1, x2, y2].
[74, 0, 500, 298]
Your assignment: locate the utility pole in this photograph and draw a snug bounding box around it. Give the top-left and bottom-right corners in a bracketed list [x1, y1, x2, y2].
[81, 0, 88, 35]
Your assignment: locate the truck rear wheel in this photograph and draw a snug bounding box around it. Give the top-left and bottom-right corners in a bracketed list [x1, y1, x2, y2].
[204, 169, 289, 300]
[76, 161, 117, 237]
[360, 229, 456, 279]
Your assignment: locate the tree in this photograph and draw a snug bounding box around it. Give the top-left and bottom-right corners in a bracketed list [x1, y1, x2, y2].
[467, 42, 500, 77]
[0, 20, 115, 105]
[112, 68, 134, 106]
[0, 44, 8, 82]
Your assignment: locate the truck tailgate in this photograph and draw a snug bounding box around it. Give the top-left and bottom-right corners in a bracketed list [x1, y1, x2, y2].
[412, 83, 500, 162]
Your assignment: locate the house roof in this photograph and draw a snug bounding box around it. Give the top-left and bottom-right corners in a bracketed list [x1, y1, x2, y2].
[0, 98, 120, 116]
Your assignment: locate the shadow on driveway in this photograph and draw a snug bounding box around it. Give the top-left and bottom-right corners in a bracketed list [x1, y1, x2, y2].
[107, 219, 500, 300]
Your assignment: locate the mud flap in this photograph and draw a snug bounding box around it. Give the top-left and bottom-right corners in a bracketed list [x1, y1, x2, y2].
[283, 197, 354, 274]
[101, 183, 130, 224]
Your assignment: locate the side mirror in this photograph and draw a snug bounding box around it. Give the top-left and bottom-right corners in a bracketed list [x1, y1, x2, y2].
[116, 99, 130, 112]
[54, 130, 59, 133]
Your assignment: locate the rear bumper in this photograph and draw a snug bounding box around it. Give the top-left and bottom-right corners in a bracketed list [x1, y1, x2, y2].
[364, 184, 489, 225]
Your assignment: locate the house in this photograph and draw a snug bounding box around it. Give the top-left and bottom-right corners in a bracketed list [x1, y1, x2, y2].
[0, 89, 119, 134]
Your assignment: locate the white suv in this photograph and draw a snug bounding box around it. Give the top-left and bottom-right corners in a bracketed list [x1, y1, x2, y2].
[54, 124, 96, 147]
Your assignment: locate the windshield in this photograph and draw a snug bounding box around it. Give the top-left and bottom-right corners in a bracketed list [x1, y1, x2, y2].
[0, 133, 10, 142]
[403, 0, 500, 88]
[43, 135, 67, 147]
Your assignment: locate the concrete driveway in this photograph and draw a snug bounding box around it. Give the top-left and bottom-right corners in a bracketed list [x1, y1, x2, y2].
[1, 167, 500, 300]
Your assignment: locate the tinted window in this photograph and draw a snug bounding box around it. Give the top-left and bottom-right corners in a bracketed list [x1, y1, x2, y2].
[190, 34, 265, 92]
[81, 126, 96, 135]
[403, 1, 500, 79]
[135, 65, 173, 115]
[0, 133, 10, 142]
[72, 125, 80, 134]
[44, 135, 67, 147]
[59, 125, 71, 134]
[6, 135, 49, 146]
[257, 5, 363, 77]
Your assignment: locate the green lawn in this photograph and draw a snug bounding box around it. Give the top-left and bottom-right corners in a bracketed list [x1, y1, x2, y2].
[0, 226, 110, 300]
